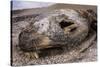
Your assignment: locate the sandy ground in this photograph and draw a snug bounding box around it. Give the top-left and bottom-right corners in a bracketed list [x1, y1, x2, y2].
[11, 4, 97, 66]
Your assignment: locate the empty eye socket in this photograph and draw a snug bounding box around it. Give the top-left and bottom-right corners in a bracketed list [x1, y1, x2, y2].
[59, 20, 74, 29]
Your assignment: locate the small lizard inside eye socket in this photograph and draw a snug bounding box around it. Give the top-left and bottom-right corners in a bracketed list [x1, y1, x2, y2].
[59, 20, 74, 29]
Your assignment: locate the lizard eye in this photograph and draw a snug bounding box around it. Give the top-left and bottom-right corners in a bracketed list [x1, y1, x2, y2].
[59, 20, 74, 29]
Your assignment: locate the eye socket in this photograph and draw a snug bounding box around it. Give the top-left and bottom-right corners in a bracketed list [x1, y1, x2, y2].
[59, 20, 74, 29]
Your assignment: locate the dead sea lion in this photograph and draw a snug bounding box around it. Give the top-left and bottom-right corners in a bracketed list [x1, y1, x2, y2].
[18, 9, 97, 58]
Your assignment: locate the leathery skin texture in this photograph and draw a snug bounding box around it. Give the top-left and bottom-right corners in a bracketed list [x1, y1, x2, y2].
[19, 9, 89, 51]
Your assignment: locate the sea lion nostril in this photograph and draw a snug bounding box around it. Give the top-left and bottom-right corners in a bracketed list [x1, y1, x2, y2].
[59, 20, 74, 29]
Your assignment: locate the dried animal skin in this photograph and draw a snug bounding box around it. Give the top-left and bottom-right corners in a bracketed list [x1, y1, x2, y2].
[18, 9, 96, 58]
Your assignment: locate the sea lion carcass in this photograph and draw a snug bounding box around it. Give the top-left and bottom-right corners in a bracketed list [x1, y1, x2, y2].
[18, 9, 97, 58]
